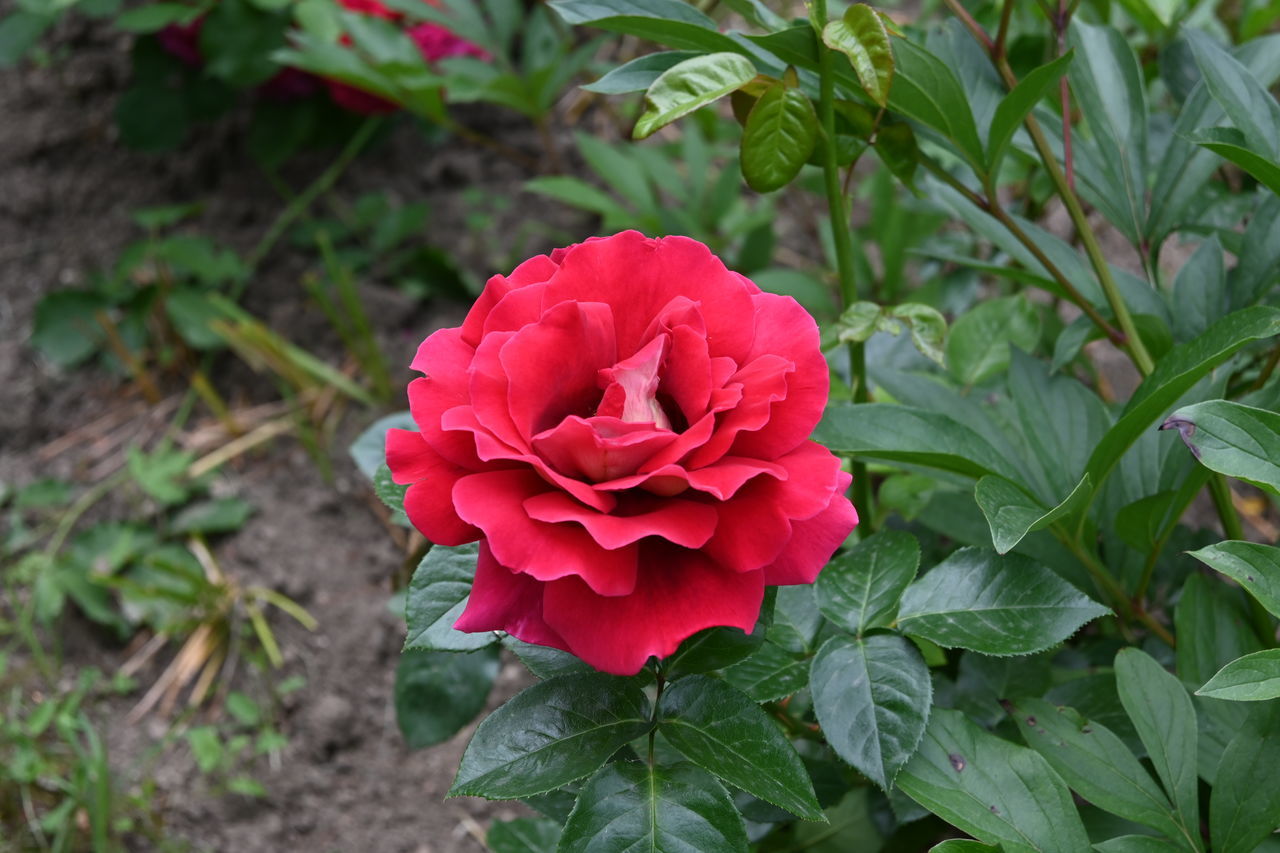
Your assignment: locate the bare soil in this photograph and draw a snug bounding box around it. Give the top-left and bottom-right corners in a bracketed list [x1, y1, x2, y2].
[1, 15, 590, 852]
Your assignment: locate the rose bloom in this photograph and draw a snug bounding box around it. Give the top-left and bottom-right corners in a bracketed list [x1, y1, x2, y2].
[387, 232, 858, 675]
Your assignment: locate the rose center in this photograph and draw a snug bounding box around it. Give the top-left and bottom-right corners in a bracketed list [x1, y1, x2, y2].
[596, 335, 674, 430]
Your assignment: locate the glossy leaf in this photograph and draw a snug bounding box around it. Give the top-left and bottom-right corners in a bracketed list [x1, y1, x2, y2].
[1084, 307, 1280, 493]
[974, 474, 1092, 555]
[395, 648, 499, 749]
[1196, 649, 1280, 701]
[987, 50, 1074, 171]
[811, 634, 931, 790]
[1114, 649, 1201, 842]
[897, 548, 1110, 655]
[450, 673, 652, 799]
[822, 3, 893, 107]
[404, 543, 494, 653]
[487, 817, 562, 853]
[815, 527, 919, 635]
[1188, 540, 1280, 619]
[1161, 400, 1280, 494]
[634, 52, 756, 139]
[897, 708, 1090, 852]
[1210, 701, 1280, 853]
[1007, 698, 1191, 846]
[557, 761, 747, 853]
[740, 82, 818, 192]
[663, 626, 763, 677]
[657, 675, 822, 820]
[723, 641, 808, 702]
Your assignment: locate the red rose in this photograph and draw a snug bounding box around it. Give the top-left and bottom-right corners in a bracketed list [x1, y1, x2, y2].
[386, 232, 858, 675]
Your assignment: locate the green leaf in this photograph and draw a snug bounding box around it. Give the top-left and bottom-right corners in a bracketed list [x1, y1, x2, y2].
[814, 403, 1024, 483]
[723, 642, 808, 702]
[1196, 650, 1280, 701]
[1161, 400, 1280, 495]
[811, 634, 931, 790]
[1093, 838, 1186, 853]
[930, 842, 999, 852]
[525, 176, 634, 223]
[1188, 127, 1280, 197]
[487, 817, 563, 853]
[557, 761, 747, 853]
[0, 11, 54, 68]
[974, 474, 1092, 555]
[767, 585, 822, 654]
[503, 636, 595, 680]
[169, 498, 254, 535]
[1188, 540, 1280, 619]
[115, 3, 201, 32]
[634, 52, 756, 139]
[126, 446, 195, 506]
[1170, 237, 1228, 343]
[165, 289, 226, 350]
[897, 548, 1110, 656]
[395, 648, 499, 749]
[792, 788, 883, 851]
[987, 50, 1074, 172]
[1210, 701, 1280, 853]
[1186, 30, 1280, 161]
[657, 675, 821, 820]
[945, 294, 1040, 387]
[1007, 698, 1190, 846]
[822, 4, 893, 107]
[740, 81, 818, 192]
[888, 37, 984, 168]
[403, 544, 495, 653]
[1114, 649, 1201, 844]
[815, 527, 919, 635]
[582, 50, 701, 93]
[373, 463, 409, 524]
[663, 626, 762, 677]
[450, 673, 652, 799]
[1084, 306, 1280, 494]
[348, 411, 416, 479]
[897, 708, 1090, 852]
[31, 290, 106, 367]
[199, 0, 288, 88]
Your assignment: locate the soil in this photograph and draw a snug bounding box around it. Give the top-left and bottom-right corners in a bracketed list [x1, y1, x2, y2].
[0, 13, 592, 852]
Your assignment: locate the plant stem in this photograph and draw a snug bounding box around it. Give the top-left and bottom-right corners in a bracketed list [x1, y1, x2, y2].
[812, 0, 873, 529]
[994, 0, 1015, 59]
[1209, 474, 1245, 541]
[941, 0, 1156, 376]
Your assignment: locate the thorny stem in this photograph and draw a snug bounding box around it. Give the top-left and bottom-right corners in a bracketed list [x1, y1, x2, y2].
[921, 157, 1125, 345]
[941, 0, 1156, 376]
[812, 0, 874, 530]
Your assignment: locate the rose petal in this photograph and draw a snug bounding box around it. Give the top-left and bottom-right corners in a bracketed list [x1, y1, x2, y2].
[685, 353, 793, 469]
[532, 416, 677, 482]
[763, 474, 858, 585]
[523, 491, 717, 550]
[387, 430, 483, 546]
[460, 254, 559, 346]
[453, 470, 637, 596]
[453, 541, 568, 650]
[542, 543, 765, 674]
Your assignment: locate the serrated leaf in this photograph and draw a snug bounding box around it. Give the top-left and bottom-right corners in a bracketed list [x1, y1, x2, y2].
[822, 4, 893, 107]
[657, 675, 821, 820]
[740, 81, 818, 192]
[450, 673, 652, 799]
[664, 625, 763, 677]
[504, 636, 595, 680]
[557, 761, 747, 853]
[634, 52, 756, 139]
[975, 474, 1092, 555]
[1161, 400, 1280, 495]
[1007, 698, 1193, 847]
[395, 648, 499, 749]
[404, 544, 495, 653]
[896, 548, 1110, 655]
[1114, 649, 1201, 844]
[815, 527, 919, 635]
[1196, 649, 1280, 701]
[1188, 540, 1280, 619]
[1210, 701, 1280, 853]
[723, 641, 808, 702]
[897, 708, 1090, 852]
[811, 634, 931, 790]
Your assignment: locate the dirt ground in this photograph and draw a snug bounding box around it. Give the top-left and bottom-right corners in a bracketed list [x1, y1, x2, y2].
[0, 15, 592, 853]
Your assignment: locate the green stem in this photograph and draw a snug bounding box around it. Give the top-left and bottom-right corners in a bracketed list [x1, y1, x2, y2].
[812, 0, 873, 529]
[1207, 475, 1275, 645]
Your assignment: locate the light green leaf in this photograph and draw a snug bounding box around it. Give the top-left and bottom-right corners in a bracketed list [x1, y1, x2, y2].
[975, 474, 1092, 555]
[822, 4, 893, 107]
[740, 81, 818, 192]
[897, 548, 1110, 656]
[1188, 540, 1280, 619]
[657, 675, 822, 820]
[897, 708, 1090, 852]
[1161, 400, 1280, 495]
[634, 52, 756, 139]
[581, 50, 701, 94]
[1196, 649, 1280, 701]
[815, 527, 920, 635]
[811, 634, 931, 790]
[1114, 649, 1201, 844]
[557, 761, 747, 853]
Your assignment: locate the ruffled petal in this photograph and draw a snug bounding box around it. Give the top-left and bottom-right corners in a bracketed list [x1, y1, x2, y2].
[453, 541, 568, 650]
[387, 430, 482, 546]
[532, 416, 677, 482]
[542, 543, 765, 674]
[523, 491, 717, 550]
[763, 475, 858, 585]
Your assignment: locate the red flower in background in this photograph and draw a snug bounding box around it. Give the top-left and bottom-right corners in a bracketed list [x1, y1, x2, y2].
[386, 232, 858, 675]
